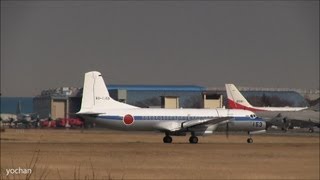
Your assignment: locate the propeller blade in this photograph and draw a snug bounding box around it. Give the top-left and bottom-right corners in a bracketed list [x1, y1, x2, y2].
[226, 122, 229, 139]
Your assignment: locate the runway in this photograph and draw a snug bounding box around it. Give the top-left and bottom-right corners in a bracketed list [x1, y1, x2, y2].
[1, 129, 319, 179]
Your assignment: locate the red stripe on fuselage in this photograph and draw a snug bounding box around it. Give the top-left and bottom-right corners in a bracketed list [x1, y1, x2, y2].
[227, 99, 266, 112]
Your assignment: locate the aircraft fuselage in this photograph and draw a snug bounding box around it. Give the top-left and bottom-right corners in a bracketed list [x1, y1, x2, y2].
[80, 108, 266, 135]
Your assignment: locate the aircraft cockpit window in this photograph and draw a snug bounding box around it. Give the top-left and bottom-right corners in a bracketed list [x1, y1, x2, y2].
[249, 114, 256, 119]
[249, 114, 257, 119]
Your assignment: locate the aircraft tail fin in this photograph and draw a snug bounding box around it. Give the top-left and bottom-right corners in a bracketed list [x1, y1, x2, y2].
[77, 71, 138, 114]
[225, 84, 253, 109]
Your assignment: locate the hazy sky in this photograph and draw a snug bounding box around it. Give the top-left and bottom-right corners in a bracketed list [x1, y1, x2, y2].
[1, 1, 319, 97]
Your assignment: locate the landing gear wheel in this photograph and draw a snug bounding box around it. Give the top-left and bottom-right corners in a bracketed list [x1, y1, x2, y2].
[163, 136, 172, 143]
[309, 128, 314, 133]
[247, 138, 253, 144]
[189, 136, 198, 144]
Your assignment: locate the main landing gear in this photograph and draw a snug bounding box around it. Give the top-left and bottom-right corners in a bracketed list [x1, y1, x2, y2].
[189, 132, 198, 144]
[163, 135, 172, 143]
[163, 132, 172, 143]
[189, 136, 198, 144]
[162, 132, 199, 144]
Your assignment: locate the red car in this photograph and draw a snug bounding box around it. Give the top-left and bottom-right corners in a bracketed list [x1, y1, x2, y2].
[40, 119, 56, 128]
[56, 118, 84, 128]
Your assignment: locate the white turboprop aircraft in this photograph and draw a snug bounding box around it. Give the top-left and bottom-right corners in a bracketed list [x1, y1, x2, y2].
[77, 71, 266, 144]
[225, 84, 307, 112]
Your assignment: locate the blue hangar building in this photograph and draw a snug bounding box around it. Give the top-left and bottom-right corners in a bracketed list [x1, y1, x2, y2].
[32, 85, 223, 119]
[32, 85, 308, 119]
[108, 85, 207, 108]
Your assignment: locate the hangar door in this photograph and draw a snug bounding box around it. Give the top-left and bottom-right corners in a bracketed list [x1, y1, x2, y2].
[52, 100, 66, 119]
[161, 96, 179, 109]
[202, 93, 223, 109]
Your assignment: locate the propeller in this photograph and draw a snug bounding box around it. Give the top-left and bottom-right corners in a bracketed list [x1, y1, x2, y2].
[226, 122, 229, 139]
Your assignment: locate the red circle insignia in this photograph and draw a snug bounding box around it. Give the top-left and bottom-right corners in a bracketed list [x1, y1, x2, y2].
[123, 114, 134, 125]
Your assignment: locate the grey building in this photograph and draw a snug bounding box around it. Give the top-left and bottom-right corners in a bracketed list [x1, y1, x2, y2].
[33, 87, 81, 119]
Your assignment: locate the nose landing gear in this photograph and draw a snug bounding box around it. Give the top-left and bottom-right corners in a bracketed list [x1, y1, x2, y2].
[247, 132, 253, 143]
[308, 128, 314, 133]
[247, 138, 253, 143]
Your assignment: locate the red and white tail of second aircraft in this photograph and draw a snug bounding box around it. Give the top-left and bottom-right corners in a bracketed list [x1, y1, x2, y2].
[225, 84, 307, 112]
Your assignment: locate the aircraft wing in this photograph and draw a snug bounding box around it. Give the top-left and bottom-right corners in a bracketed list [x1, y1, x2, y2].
[76, 111, 105, 115]
[156, 117, 231, 132]
[181, 117, 231, 129]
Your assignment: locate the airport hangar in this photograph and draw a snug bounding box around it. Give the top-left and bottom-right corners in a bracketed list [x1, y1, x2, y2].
[33, 85, 224, 119]
[32, 85, 309, 120]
